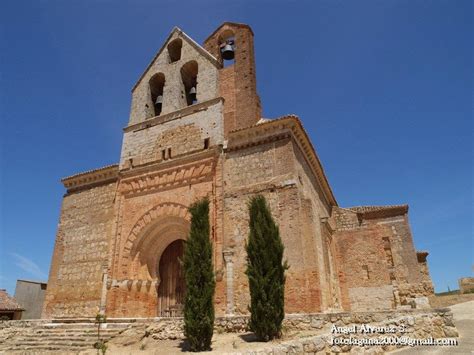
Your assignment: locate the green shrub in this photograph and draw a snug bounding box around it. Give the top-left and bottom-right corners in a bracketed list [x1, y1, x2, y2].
[183, 198, 215, 351]
[245, 195, 288, 341]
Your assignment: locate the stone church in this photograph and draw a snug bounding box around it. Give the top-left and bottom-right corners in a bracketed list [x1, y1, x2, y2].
[42, 23, 434, 319]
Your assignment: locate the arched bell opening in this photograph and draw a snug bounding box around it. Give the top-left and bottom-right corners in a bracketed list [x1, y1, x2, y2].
[149, 73, 165, 117]
[218, 29, 236, 67]
[167, 38, 182, 63]
[180, 60, 198, 106]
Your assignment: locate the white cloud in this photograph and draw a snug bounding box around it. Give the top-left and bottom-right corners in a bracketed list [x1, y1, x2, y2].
[10, 253, 47, 280]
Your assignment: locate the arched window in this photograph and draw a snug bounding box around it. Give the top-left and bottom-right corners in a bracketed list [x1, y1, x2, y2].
[149, 73, 165, 117]
[180, 61, 198, 106]
[218, 29, 235, 66]
[167, 38, 182, 63]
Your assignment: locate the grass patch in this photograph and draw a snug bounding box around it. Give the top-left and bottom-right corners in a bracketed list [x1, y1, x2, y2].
[435, 289, 460, 296]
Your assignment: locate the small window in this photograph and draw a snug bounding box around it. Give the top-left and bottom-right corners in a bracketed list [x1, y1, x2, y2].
[168, 148, 172, 159]
[168, 38, 182, 63]
[362, 265, 370, 280]
[161, 149, 166, 160]
[204, 138, 210, 149]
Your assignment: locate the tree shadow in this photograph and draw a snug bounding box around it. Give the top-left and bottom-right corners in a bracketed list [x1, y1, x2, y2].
[178, 339, 191, 352]
[178, 339, 214, 352]
[238, 332, 259, 343]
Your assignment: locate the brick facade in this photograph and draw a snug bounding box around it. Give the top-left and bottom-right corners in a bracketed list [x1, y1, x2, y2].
[43, 22, 434, 319]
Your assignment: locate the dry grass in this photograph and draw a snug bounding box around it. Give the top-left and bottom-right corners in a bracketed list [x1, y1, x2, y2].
[429, 293, 474, 308]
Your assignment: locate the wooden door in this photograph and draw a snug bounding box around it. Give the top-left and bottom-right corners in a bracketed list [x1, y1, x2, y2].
[158, 240, 185, 317]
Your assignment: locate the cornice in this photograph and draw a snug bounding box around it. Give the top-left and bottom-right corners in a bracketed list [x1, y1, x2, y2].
[124, 97, 223, 133]
[350, 205, 408, 220]
[204, 22, 254, 43]
[61, 164, 119, 193]
[119, 150, 218, 197]
[227, 115, 338, 207]
[120, 147, 219, 178]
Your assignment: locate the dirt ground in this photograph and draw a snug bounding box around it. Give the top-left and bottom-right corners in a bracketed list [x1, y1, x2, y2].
[87, 328, 328, 355]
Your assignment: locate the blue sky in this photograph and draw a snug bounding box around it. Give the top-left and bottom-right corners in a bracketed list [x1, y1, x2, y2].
[0, 0, 472, 296]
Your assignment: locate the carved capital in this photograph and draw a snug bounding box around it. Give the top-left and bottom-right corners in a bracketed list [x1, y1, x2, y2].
[223, 249, 234, 263]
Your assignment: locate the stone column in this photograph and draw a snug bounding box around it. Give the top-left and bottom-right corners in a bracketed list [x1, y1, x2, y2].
[99, 267, 108, 315]
[223, 249, 235, 315]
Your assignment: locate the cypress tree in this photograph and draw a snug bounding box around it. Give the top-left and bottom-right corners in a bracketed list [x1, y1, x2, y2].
[245, 195, 288, 341]
[183, 198, 215, 352]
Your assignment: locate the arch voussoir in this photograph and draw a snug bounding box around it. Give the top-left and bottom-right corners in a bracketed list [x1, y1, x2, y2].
[119, 202, 190, 277]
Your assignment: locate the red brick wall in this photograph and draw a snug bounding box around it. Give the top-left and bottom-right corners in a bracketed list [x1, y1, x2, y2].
[204, 23, 261, 135]
[333, 208, 432, 311]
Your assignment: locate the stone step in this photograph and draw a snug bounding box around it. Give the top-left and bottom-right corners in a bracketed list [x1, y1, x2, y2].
[11, 336, 102, 342]
[11, 337, 100, 344]
[0, 321, 137, 353]
[25, 335, 118, 340]
[4, 340, 93, 346]
[21, 334, 118, 341]
[42, 323, 130, 329]
[35, 329, 123, 334]
[0, 344, 87, 352]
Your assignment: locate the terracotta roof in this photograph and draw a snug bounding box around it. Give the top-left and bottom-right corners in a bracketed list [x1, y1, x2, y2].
[344, 204, 409, 220]
[348, 205, 408, 213]
[61, 164, 118, 182]
[0, 289, 24, 311]
[204, 22, 254, 42]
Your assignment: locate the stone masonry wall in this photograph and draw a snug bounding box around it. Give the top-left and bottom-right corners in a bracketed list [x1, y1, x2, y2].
[459, 277, 474, 294]
[120, 100, 224, 169]
[291, 140, 340, 311]
[43, 182, 117, 318]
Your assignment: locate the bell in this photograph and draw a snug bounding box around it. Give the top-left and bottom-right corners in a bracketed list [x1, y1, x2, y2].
[155, 95, 163, 104]
[189, 86, 197, 101]
[221, 43, 234, 60]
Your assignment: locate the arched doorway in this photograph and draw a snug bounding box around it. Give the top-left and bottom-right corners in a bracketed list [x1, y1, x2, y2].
[158, 239, 185, 317]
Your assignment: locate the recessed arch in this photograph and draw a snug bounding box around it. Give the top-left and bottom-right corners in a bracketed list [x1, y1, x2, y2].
[218, 29, 236, 65]
[149, 73, 165, 116]
[130, 216, 189, 279]
[180, 60, 198, 106]
[167, 38, 182, 63]
[121, 202, 190, 278]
